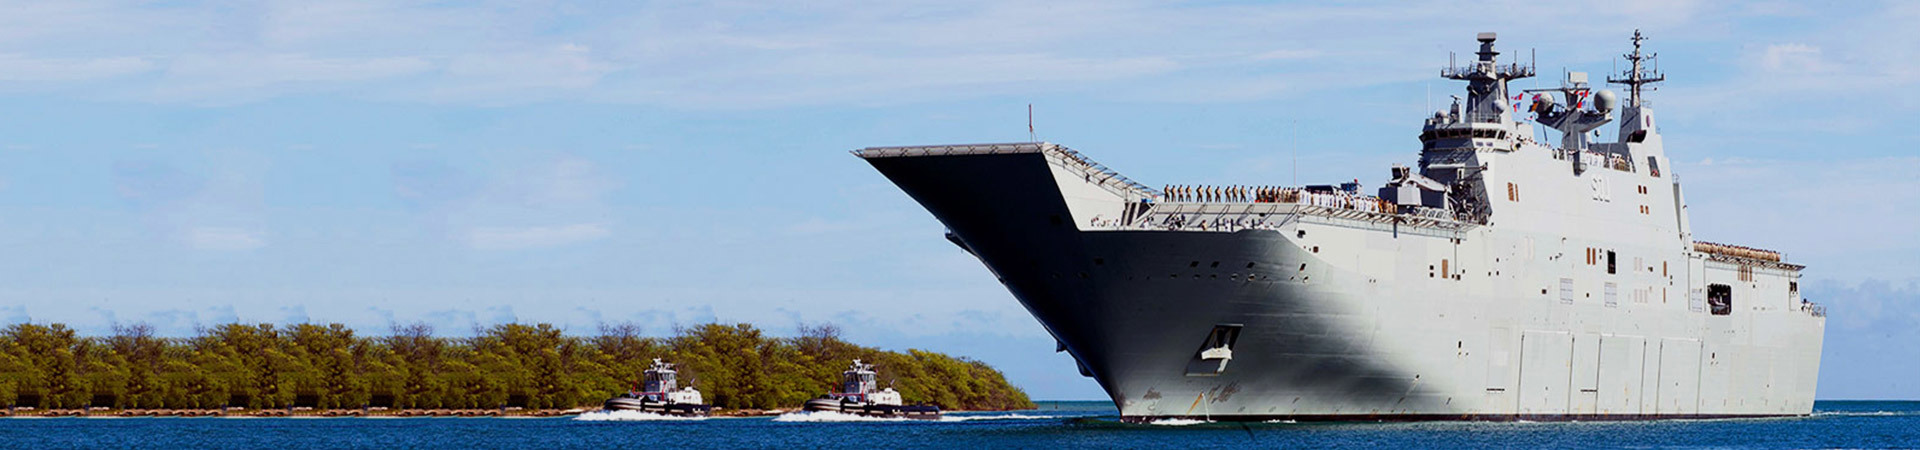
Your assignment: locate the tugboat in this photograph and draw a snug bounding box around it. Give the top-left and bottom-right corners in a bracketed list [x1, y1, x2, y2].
[801, 360, 940, 420]
[602, 359, 712, 416]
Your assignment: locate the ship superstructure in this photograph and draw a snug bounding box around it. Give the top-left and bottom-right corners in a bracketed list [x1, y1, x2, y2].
[854, 32, 1825, 421]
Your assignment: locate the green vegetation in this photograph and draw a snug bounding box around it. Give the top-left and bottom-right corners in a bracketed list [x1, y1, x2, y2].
[0, 322, 1034, 412]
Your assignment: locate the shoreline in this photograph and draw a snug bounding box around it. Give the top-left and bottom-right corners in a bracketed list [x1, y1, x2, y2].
[2, 408, 588, 418]
[0, 406, 1003, 418]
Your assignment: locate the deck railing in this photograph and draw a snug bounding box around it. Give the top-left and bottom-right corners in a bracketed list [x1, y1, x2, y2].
[851, 142, 1160, 200]
[1802, 302, 1827, 318]
[1041, 143, 1161, 199]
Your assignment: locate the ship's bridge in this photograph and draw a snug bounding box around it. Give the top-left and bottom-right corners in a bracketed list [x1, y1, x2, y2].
[1417, 32, 1534, 153]
[1419, 118, 1518, 152]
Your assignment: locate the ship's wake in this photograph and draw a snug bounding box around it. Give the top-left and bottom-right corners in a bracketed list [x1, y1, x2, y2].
[1147, 418, 1213, 426]
[572, 410, 708, 422]
[773, 411, 915, 423]
[772, 411, 1060, 423]
[1816, 411, 1917, 417]
[944, 413, 1064, 422]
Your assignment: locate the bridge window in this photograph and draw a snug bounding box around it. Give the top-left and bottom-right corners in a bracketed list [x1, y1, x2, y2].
[1708, 284, 1733, 316]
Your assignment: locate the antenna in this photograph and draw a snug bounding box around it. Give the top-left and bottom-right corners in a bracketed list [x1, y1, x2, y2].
[1607, 29, 1665, 107]
[1028, 104, 1036, 142]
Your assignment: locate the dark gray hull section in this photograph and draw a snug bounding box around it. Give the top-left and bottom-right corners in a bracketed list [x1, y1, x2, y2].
[866, 153, 1434, 420]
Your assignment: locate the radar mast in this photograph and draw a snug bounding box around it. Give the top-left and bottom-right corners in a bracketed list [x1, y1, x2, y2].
[1608, 30, 1665, 107]
[1441, 32, 1535, 124]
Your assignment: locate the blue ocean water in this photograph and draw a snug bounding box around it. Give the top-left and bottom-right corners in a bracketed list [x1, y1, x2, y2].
[4, 401, 1915, 449]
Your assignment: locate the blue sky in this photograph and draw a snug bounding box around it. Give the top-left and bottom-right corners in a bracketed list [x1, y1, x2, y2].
[0, 1, 1915, 400]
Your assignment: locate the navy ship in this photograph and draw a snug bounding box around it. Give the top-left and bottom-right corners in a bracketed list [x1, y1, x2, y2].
[854, 32, 1825, 422]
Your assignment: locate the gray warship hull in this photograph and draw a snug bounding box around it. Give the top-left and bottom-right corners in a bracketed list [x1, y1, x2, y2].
[858, 140, 1823, 422]
[857, 34, 1824, 422]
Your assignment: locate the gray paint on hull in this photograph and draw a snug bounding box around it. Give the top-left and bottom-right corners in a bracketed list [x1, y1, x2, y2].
[866, 153, 1428, 418]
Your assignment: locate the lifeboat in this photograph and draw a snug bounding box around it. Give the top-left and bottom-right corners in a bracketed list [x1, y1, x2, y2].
[801, 359, 940, 420]
[602, 359, 712, 416]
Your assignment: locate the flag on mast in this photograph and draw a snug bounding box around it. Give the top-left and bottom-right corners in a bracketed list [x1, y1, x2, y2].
[1028, 104, 1035, 141]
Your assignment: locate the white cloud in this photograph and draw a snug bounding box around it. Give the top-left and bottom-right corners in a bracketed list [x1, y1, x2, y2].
[149, 53, 432, 103]
[423, 44, 615, 103]
[506, 155, 620, 206]
[622, 52, 1180, 108]
[1248, 49, 1320, 61]
[395, 154, 623, 251]
[463, 223, 610, 250]
[1641, 2, 1920, 139]
[1680, 156, 1920, 282]
[186, 226, 267, 251]
[1759, 43, 1828, 72]
[1, 304, 27, 324]
[1739, 1, 1816, 17]
[109, 153, 273, 254]
[0, 54, 152, 82]
[789, 217, 864, 235]
[0, 0, 1763, 107]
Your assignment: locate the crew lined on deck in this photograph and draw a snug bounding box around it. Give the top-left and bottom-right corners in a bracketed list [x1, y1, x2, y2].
[1160, 184, 1400, 215]
[1166, 185, 1278, 202]
[1160, 185, 1316, 204]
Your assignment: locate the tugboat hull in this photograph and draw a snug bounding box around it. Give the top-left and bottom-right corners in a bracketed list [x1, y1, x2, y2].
[802, 397, 940, 420]
[601, 397, 713, 417]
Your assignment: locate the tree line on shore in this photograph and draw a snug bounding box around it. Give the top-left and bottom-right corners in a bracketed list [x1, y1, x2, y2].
[0, 321, 1034, 412]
